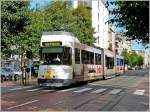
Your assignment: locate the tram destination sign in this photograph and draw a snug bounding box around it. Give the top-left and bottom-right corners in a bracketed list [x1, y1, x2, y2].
[42, 42, 62, 46]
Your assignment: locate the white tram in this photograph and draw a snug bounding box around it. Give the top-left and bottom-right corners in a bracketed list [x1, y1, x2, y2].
[38, 31, 124, 86]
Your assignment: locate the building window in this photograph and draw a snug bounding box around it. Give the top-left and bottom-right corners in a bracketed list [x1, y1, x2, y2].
[98, 0, 99, 9]
[98, 13, 99, 21]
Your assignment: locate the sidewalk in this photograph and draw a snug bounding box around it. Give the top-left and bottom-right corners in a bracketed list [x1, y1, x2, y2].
[1, 78, 38, 88]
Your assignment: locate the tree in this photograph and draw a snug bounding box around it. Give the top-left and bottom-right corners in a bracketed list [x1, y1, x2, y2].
[1, 1, 94, 58]
[44, 1, 94, 46]
[128, 52, 139, 67]
[25, 9, 48, 57]
[1, 1, 30, 58]
[121, 48, 129, 64]
[106, 1, 149, 47]
[108, 43, 112, 51]
[137, 55, 144, 66]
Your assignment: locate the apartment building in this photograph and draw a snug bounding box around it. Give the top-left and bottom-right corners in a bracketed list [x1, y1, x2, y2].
[115, 33, 132, 55]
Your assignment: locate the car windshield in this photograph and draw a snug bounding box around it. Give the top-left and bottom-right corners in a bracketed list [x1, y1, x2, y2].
[40, 47, 72, 65]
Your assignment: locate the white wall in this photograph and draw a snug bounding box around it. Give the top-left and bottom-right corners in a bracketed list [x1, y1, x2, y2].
[92, 0, 109, 49]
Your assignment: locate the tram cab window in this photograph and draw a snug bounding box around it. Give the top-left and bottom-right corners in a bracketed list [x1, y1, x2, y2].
[75, 48, 80, 64]
[41, 47, 72, 65]
[95, 53, 101, 65]
[82, 50, 90, 64]
[63, 47, 72, 65]
[105, 56, 114, 69]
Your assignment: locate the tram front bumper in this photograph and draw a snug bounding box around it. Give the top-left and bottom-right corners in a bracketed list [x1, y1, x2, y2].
[38, 79, 75, 87]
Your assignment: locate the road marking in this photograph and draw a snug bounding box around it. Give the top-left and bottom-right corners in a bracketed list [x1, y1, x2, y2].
[7, 100, 38, 110]
[58, 87, 77, 92]
[109, 89, 122, 94]
[9, 86, 34, 91]
[74, 88, 92, 93]
[26, 87, 44, 92]
[91, 88, 107, 93]
[42, 89, 55, 92]
[133, 89, 145, 95]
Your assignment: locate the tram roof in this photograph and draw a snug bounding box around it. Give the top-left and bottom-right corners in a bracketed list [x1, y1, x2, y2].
[42, 31, 75, 37]
[41, 31, 80, 43]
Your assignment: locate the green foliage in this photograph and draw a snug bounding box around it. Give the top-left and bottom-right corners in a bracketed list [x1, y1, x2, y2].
[26, 10, 48, 57]
[137, 55, 144, 66]
[44, 1, 94, 45]
[108, 43, 112, 51]
[1, 1, 30, 57]
[122, 49, 144, 67]
[1, 1, 94, 58]
[106, 1, 149, 46]
[72, 5, 94, 45]
[128, 52, 138, 66]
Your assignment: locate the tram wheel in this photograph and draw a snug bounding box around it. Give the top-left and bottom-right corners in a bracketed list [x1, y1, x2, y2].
[103, 75, 106, 80]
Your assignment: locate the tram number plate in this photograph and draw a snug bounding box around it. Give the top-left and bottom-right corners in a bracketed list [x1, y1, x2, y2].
[44, 70, 52, 79]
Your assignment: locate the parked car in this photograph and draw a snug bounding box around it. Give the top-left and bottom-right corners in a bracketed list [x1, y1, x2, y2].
[0, 68, 11, 81]
[1, 67, 22, 81]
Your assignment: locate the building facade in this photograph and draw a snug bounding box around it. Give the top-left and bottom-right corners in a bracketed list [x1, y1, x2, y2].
[115, 33, 132, 55]
[71, 0, 109, 49]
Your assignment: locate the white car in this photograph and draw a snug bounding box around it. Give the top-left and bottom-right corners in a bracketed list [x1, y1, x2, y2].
[1, 67, 22, 81]
[0, 68, 11, 81]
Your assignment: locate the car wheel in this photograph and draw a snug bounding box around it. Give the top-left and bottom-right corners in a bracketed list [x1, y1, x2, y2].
[1, 75, 5, 82]
[9, 75, 12, 81]
[14, 74, 19, 81]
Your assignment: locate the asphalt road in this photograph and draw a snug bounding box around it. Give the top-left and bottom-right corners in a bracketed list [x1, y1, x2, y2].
[1, 69, 149, 111]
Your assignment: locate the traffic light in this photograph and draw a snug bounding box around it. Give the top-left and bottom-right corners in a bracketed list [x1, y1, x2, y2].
[26, 50, 32, 59]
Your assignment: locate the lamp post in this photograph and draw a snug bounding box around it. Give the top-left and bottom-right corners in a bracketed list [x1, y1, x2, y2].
[21, 52, 27, 85]
[21, 42, 32, 86]
[28, 43, 32, 81]
[10, 45, 17, 81]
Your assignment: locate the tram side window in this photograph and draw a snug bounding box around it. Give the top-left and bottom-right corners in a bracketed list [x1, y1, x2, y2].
[82, 50, 90, 64]
[117, 58, 120, 65]
[95, 53, 101, 65]
[106, 56, 114, 69]
[75, 48, 80, 64]
[63, 47, 72, 65]
[90, 52, 94, 64]
[120, 59, 124, 65]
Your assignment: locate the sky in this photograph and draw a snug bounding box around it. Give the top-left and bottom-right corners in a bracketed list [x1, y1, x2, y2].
[30, 0, 149, 54]
[30, 0, 52, 9]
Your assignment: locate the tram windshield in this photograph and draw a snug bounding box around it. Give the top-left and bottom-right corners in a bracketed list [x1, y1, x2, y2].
[40, 47, 72, 65]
